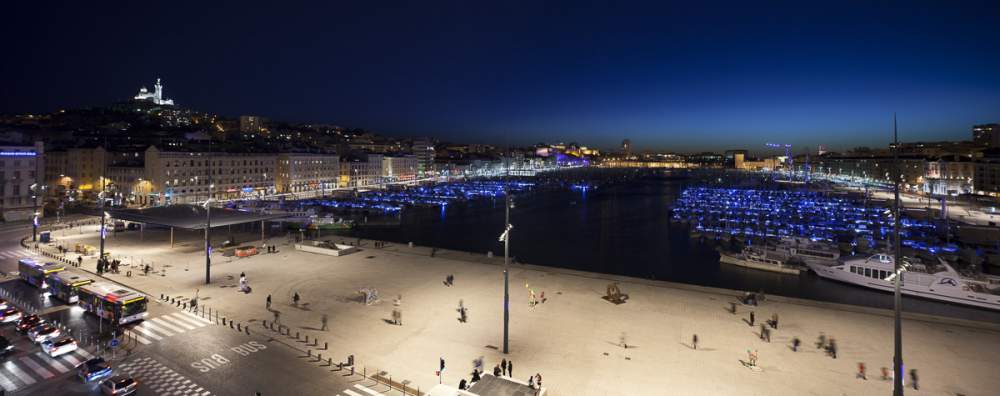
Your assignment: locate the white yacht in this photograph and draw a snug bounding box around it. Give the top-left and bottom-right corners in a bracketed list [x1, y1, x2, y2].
[809, 254, 1000, 310]
[765, 237, 840, 266]
[719, 247, 801, 275]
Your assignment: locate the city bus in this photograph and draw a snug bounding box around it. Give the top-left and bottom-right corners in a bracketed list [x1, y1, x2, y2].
[47, 272, 95, 303]
[18, 259, 66, 289]
[77, 281, 148, 325]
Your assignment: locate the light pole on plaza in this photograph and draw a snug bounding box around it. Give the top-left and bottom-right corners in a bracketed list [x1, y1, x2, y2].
[498, 192, 514, 354]
[891, 114, 904, 396]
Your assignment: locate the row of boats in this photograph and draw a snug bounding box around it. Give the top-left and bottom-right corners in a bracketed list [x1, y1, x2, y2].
[718, 236, 1000, 311]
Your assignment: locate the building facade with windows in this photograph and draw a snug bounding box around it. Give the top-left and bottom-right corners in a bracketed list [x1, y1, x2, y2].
[144, 146, 276, 204]
[275, 153, 340, 194]
[0, 142, 45, 221]
[382, 155, 418, 182]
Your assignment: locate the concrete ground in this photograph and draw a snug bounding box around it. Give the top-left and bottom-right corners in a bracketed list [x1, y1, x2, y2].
[34, 223, 1000, 396]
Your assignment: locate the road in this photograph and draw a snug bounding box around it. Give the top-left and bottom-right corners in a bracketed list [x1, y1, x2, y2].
[0, 220, 391, 396]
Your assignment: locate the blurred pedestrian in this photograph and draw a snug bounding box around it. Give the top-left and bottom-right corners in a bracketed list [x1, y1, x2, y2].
[501, 358, 507, 376]
[266, 294, 272, 310]
[910, 369, 919, 390]
[321, 314, 328, 331]
[749, 311, 755, 326]
[816, 333, 826, 349]
[856, 363, 867, 380]
[880, 367, 890, 381]
[293, 292, 300, 306]
[507, 361, 512, 377]
[692, 334, 699, 350]
[791, 337, 800, 352]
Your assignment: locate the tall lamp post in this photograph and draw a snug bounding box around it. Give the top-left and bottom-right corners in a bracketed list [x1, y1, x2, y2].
[891, 114, 904, 396]
[30, 183, 41, 242]
[498, 192, 514, 354]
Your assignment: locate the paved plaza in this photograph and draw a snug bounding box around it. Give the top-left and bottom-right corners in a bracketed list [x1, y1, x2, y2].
[34, 223, 1000, 395]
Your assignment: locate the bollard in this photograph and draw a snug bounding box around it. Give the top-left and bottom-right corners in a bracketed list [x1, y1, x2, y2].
[222, 317, 227, 326]
[307, 349, 311, 357]
[263, 320, 267, 328]
[270, 322, 275, 331]
[317, 353, 322, 360]
[296, 331, 300, 339]
[305, 335, 309, 343]
[245, 326, 250, 335]
[237, 323, 241, 332]
[229, 321, 234, 329]
[328, 357, 333, 366]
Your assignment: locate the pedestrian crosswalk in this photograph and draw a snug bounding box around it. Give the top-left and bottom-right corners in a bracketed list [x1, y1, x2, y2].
[119, 356, 212, 396]
[124, 311, 213, 345]
[0, 249, 39, 260]
[337, 383, 387, 396]
[0, 346, 95, 392]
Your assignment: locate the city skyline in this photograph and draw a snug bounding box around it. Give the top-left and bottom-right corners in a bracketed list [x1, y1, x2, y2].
[2, 2, 1000, 152]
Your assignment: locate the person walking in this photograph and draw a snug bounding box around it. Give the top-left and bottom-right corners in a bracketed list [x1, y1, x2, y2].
[764, 326, 771, 343]
[772, 313, 779, 329]
[730, 301, 737, 314]
[501, 359, 507, 376]
[791, 337, 800, 352]
[749, 311, 755, 326]
[856, 363, 867, 380]
[507, 361, 512, 378]
[816, 332, 826, 349]
[293, 292, 300, 307]
[321, 313, 328, 331]
[759, 324, 766, 340]
[692, 334, 699, 350]
[828, 338, 838, 359]
[910, 369, 919, 390]
[273, 310, 281, 325]
[881, 367, 890, 381]
[266, 294, 272, 310]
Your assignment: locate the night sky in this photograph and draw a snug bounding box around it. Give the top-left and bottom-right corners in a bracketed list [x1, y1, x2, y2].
[3, 1, 1000, 152]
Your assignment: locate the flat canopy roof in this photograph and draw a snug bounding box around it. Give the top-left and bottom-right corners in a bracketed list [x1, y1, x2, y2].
[98, 205, 289, 230]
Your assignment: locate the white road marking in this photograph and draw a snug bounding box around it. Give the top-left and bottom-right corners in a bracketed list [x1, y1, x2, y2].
[139, 320, 176, 337]
[0, 369, 18, 391]
[76, 348, 94, 359]
[354, 384, 385, 395]
[159, 314, 197, 330]
[150, 316, 186, 333]
[19, 356, 54, 378]
[3, 363, 36, 385]
[343, 390, 365, 396]
[125, 330, 152, 345]
[61, 352, 83, 367]
[37, 351, 71, 373]
[181, 311, 214, 325]
[170, 312, 208, 328]
[130, 324, 166, 340]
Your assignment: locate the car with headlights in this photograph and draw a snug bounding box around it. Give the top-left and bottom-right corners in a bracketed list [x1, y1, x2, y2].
[78, 357, 113, 383]
[100, 375, 138, 395]
[0, 308, 21, 323]
[41, 337, 78, 357]
[16, 314, 43, 333]
[27, 323, 60, 343]
[0, 299, 9, 310]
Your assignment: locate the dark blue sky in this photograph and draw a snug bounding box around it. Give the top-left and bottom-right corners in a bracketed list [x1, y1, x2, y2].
[3, 1, 999, 152]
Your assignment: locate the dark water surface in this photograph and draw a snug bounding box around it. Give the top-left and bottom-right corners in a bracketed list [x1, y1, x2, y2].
[344, 178, 1000, 323]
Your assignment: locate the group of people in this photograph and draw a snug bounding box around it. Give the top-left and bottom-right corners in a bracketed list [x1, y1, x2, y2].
[96, 256, 120, 275]
[856, 363, 920, 390]
[263, 244, 278, 253]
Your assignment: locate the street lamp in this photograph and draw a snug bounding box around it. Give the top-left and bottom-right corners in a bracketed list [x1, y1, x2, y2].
[205, 184, 214, 285]
[890, 114, 904, 396]
[497, 193, 515, 354]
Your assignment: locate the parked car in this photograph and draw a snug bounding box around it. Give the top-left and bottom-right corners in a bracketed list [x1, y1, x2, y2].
[0, 299, 9, 310]
[27, 324, 60, 344]
[0, 308, 21, 323]
[78, 357, 113, 383]
[101, 376, 138, 395]
[16, 314, 43, 333]
[0, 336, 12, 355]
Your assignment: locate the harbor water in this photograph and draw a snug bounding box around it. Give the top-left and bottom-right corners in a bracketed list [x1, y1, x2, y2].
[342, 177, 1000, 323]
